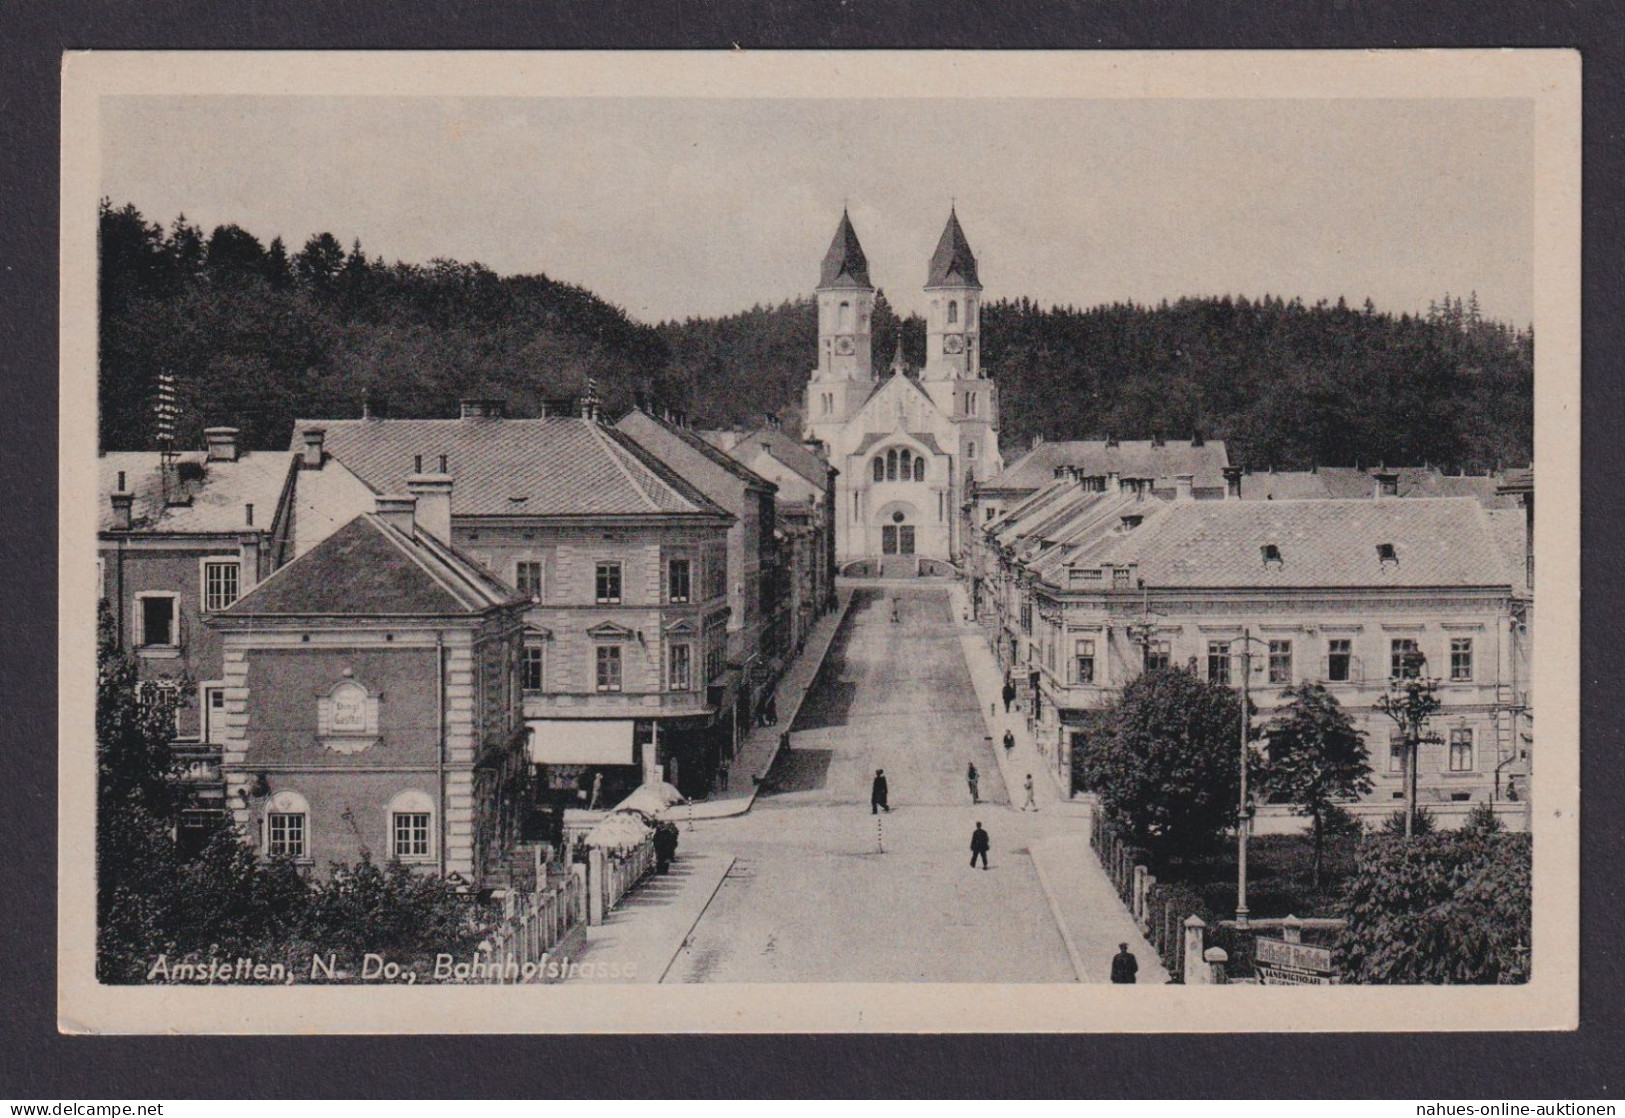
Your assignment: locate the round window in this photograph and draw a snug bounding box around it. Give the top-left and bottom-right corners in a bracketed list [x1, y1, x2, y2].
[892, 511, 905, 524]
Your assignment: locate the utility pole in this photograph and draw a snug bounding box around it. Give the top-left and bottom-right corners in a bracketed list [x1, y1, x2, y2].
[1237, 627, 1252, 927]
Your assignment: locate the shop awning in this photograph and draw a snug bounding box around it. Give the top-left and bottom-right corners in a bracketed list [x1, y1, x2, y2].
[527, 719, 636, 765]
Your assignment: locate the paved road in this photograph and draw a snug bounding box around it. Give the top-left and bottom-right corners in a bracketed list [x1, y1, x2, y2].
[665, 586, 1076, 984]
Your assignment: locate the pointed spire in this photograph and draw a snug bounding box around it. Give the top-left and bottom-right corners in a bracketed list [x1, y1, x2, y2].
[818, 208, 872, 290]
[890, 335, 907, 377]
[927, 206, 980, 289]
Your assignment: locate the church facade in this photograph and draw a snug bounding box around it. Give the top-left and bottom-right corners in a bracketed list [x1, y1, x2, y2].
[804, 209, 1004, 573]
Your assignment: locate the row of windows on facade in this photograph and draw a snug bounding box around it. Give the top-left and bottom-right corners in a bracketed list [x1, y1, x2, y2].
[125, 558, 715, 650]
[261, 791, 432, 861]
[528, 641, 712, 694]
[1052, 635, 1478, 690]
[826, 297, 976, 331]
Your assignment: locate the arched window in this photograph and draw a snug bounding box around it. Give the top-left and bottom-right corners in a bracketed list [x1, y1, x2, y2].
[886, 449, 898, 481]
[965, 300, 975, 329]
[948, 300, 958, 325]
[913, 457, 925, 482]
[387, 789, 435, 862]
[872, 456, 884, 483]
[899, 449, 912, 480]
[838, 302, 851, 331]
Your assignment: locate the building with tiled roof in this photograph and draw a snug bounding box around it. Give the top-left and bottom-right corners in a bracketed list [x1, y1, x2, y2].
[616, 408, 780, 735]
[975, 481, 1532, 829]
[209, 500, 531, 886]
[713, 422, 841, 651]
[98, 430, 298, 782]
[804, 208, 1003, 571]
[287, 408, 738, 803]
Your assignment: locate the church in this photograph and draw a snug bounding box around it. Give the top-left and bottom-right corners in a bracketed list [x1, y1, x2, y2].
[803, 209, 1004, 574]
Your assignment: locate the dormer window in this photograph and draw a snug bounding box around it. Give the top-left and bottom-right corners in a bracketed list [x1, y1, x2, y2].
[1119, 514, 1143, 530]
[1261, 543, 1283, 568]
[1377, 542, 1399, 566]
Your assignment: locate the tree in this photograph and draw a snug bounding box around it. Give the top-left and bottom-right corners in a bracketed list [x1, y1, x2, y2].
[1263, 682, 1372, 887]
[1337, 830, 1531, 984]
[1375, 651, 1444, 838]
[1075, 668, 1257, 859]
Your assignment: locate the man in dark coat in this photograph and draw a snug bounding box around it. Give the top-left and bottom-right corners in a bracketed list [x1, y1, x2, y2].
[970, 822, 990, 870]
[871, 768, 890, 814]
[966, 762, 980, 804]
[1002, 729, 1015, 757]
[1001, 680, 1017, 713]
[1111, 943, 1139, 984]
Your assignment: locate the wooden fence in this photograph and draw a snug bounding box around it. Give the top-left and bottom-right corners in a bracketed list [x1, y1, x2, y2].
[473, 870, 589, 984]
[600, 835, 657, 915]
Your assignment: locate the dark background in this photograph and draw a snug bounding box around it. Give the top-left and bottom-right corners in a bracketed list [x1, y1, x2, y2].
[2, 0, 1619, 1099]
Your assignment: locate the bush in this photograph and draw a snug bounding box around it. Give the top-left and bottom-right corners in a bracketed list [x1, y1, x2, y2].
[1381, 806, 1436, 836]
[1320, 802, 1365, 838]
[1462, 800, 1505, 835]
[1336, 830, 1531, 984]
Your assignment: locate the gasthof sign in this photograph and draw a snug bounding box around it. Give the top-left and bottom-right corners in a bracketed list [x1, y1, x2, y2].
[1254, 937, 1334, 973]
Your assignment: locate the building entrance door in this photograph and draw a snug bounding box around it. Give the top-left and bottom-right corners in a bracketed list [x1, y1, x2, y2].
[898, 525, 916, 555]
[881, 525, 898, 554]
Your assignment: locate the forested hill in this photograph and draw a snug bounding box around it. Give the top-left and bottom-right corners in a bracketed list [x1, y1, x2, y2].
[99, 202, 1532, 472]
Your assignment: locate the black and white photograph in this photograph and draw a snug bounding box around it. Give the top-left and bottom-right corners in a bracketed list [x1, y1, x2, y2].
[57, 49, 1579, 1034]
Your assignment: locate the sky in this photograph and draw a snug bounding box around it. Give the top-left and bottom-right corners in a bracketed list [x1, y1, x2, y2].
[101, 95, 1534, 326]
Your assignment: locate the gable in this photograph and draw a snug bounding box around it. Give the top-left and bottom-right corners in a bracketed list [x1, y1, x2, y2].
[832, 375, 954, 455]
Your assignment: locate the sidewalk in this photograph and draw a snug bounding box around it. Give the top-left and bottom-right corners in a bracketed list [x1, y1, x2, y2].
[1030, 832, 1170, 984]
[947, 581, 1084, 814]
[661, 589, 853, 821]
[567, 850, 736, 984]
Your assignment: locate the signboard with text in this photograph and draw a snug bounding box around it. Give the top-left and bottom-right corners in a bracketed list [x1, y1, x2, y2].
[1254, 936, 1336, 985]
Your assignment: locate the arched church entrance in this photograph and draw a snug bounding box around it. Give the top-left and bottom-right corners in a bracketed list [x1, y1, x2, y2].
[875, 501, 918, 576]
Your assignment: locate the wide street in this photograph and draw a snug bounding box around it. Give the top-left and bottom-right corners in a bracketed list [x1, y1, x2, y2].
[663, 586, 1080, 984]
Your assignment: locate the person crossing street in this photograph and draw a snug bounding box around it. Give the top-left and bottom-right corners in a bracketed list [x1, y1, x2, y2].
[1020, 773, 1038, 812]
[966, 762, 980, 804]
[871, 768, 890, 814]
[969, 821, 990, 870]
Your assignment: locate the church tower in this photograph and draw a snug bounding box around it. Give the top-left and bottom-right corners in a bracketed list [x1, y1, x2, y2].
[920, 208, 1001, 484]
[804, 210, 877, 450]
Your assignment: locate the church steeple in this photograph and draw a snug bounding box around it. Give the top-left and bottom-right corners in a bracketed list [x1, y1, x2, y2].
[923, 207, 982, 386]
[926, 207, 980, 290]
[819, 209, 872, 290]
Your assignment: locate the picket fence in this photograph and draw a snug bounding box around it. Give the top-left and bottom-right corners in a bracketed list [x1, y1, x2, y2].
[473, 870, 589, 984]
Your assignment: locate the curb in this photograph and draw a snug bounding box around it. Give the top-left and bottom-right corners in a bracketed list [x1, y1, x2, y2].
[661, 590, 854, 823]
[1028, 841, 1091, 984]
[656, 853, 737, 984]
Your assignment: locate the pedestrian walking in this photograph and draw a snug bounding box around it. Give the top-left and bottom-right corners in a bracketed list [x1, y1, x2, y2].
[1021, 773, 1038, 812]
[891, 598, 901, 623]
[1002, 729, 1015, 758]
[1111, 942, 1139, 984]
[969, 821, 990, 870]
[588, 771, 604, 811]
[717, 755, 730, 792]
[1001, 679, 1017, 713]
[966, 762, 980, 804]
[871, 768, 890, 814]
[763, 692, 778, 726]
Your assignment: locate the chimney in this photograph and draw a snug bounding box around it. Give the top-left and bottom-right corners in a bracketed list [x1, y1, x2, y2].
[1175, 474, 1194, 502]
[459, 398, 506, 420]
[363, 395, 389, 420]
[238, 532, 261, 591]
[1031, 434, 1044, 451]
[1105, 433, 1119, 449]
[1107, 470, 1121, 495]
[1192, 431, 1205, 448]
[407, 470, 453, 544]
[1152, 433, 1165, 449]
[1222, 465, 1243, 500]
[374, 493, 417, 535]
[204, 426, 240, 463]
[1374, 469, 1399, 499]
[110, 490, 134, 531]
[302, 428, 325, 470]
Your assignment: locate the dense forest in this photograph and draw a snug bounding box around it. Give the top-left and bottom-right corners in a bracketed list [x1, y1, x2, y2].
[99, 201, 1533, 471]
